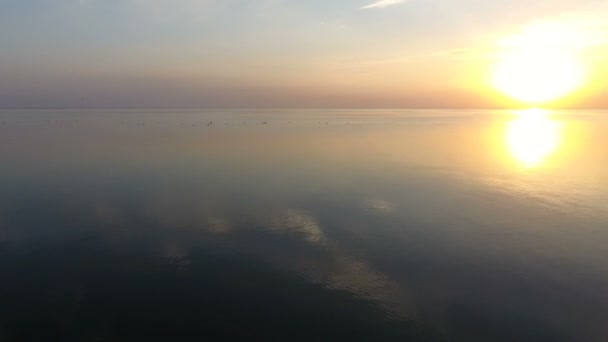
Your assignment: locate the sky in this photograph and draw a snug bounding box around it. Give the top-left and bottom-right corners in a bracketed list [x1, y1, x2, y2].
[1, 0, 607, 108]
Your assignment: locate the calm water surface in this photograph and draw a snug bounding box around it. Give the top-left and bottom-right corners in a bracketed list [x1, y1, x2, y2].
[0, 109, 607, 341]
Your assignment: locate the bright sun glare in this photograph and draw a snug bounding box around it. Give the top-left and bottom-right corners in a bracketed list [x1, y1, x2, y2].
[506, 109, 562, 167]
[491, 23, 586, 105]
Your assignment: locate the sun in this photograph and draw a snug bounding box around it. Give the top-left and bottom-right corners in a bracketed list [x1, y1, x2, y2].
[491, 23, 586, 105]
[492, 50, 583, 104]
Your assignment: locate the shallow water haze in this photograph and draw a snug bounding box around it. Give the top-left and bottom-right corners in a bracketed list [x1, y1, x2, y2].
[1, 109, 607, 341]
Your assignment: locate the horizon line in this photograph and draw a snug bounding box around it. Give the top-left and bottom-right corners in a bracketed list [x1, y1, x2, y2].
[1, 106, 606, 111]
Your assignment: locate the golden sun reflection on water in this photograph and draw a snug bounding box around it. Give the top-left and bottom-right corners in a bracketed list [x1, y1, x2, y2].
[506, 109, 563, 168]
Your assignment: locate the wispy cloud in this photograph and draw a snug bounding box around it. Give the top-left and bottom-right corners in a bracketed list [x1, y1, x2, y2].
[432, 1, 608, 61]
[561, 1, 608, 48]
[495, 1, 608, 60]
[360, 0, 406, 10]
[433, 47, 496, 60]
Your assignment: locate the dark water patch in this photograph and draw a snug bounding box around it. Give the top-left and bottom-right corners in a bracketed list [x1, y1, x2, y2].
[0, 240, 441, 341]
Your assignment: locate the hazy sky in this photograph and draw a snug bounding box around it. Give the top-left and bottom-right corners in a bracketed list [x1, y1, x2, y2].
[1, 0, 607, 108]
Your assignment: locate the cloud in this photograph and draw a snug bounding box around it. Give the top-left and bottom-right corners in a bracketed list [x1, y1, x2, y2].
[561, 1, 608, 48]
[433, 47, 496, 60]
[360, 0, 406, 10]
[433, 1, 608, 61]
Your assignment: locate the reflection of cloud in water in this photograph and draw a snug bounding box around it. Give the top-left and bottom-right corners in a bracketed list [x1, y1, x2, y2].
[157, 240, 193, 270]
[205, 217, 232, 235]
[292, 252, 415, 320]
[265, 208, 413, 319]
[71, 197, 414, 320]
[271, 209, 326, 245]
[361, 198, 394, 215]
[165, 241, 189, 259]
